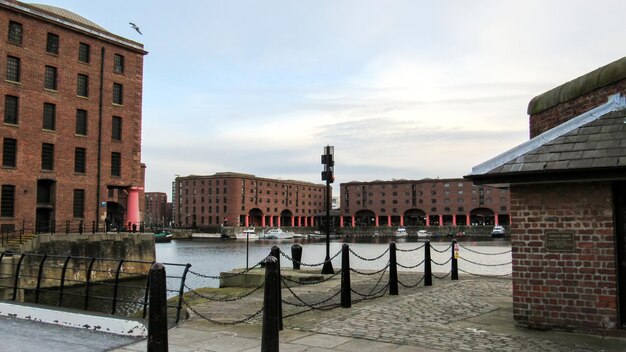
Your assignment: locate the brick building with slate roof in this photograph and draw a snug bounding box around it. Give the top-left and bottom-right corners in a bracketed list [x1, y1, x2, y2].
[468, 56, 626, 334]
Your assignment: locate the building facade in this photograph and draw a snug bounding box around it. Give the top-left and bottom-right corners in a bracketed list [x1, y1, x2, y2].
[0, 1, 147, 233]
[174, 173, 327, 228]
[340, 178, 509, 228]
[469, 56, 626, 332]
[144, 192, 167, 228]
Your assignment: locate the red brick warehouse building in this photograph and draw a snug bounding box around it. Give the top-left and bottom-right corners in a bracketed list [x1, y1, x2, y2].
[0, 1, 147, 233]
[340, 178, 509, 228]
[469, 56, 626, 332]
[144, 192, 167, 228]
[173, 173, 327, 228]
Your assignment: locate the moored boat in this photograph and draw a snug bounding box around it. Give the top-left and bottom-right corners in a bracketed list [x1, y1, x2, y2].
[235, 228, 259, 240]
[394, 228, 408, 237]
[259, 228, 295, 240]
[154, 230, 173, 243]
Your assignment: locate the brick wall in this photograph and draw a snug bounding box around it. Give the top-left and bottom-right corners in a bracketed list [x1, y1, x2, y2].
[510, 183, 618, 332]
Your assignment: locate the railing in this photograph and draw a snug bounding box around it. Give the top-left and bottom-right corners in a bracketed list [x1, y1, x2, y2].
[0, 251, 190, 324]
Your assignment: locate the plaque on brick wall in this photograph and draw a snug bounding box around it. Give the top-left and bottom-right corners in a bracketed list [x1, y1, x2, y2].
[545, 232, 575, 252]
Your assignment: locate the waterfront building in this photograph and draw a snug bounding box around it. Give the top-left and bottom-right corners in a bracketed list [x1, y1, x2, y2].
[340, 178, 509, 228]
[0, 1, 147, 233]
[173, 173, 327, 228]
[144, 192, 167, 228]
[468, 56, 626, 332]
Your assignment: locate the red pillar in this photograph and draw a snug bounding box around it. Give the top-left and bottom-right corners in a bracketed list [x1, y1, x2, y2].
[245, 215, 249, 227]
[340, 216, 344, 227]
[466, 213, 471, 226]
[277, 216, 281, 227]
[304, 217, 308, 227]
[494, 213, 499, 226]
[426, 214, 430, 226]
[127, 187, 142, 229]
[351, 216, 355, 227]
[400, 216, 404, 227]
[375, 216, 379, 227]
[452, 214, 457, 226]
[269, 216, 274, 227]
[291, 216, 295, 227]
[262, 216, 266, 227]
[439, 215, 443, 226]
[387, 216, 391, 226]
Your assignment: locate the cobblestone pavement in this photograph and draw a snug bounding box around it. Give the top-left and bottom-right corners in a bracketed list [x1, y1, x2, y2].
[178, 272, 625, 352]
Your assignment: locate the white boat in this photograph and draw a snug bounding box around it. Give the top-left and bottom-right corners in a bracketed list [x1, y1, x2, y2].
[235, 228, 259, 240]
[394, 228, 408, 237]
[259, 228, 295, 240]
[416, 229, 430, 239]
[307, 231, 324, 239]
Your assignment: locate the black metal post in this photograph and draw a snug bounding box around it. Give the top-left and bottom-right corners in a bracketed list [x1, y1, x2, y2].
[341, 243, 351, 308]
[147, 262, 168, 352]
[389, 242, 398, 295]
[424, 241, 432, 286]
[270, 246, 283, 330]
[12, 253, 25, 301]
[84, 257, 96, 310]
[111, 259, 124, 314]
[451, 239, 458, 280]
[35, 254, 47, 303]
[58, 256, 71, 306]
[321, 180, 333, 274]
[175, 263, 192, 324]
[291, 243, 302, 270]
[246, 230, 250, 270]
[261, 256, 279, 352]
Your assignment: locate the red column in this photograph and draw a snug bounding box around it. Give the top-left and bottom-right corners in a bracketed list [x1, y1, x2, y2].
[262, 216, 266, 227]
[400, 216, 404, 227]
[426, 215, 430, 226]
[277, 216, 281, 227]
[245, 215, 249, 227]
[298, 216, 301, 227]
[340, 216, 344, 227]
[269, 216, 274, 227]
[291, 216, 295, 227]
[452, 215, 457, 226]
[126, 187, 142, 229]
[439, 215, 443, 226]
[375, 216, 379, 227]
[304, 217, 308, 227]
[351, 216, 355, 227]
[494, 213, 499, 226]
[387, 216, 391, 226]
[466, 213, 471, 226]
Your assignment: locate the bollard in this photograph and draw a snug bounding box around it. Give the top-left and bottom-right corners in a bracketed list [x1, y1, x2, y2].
[341, 244, 351, 308]
[261, 256, 279, 352]
[451, 240, 458, 280]
[424, 241, 432, 286]
[148, 262, 168, 352]
[291, 243, 302, 270]
[270, 246, 283, 331]
[389, 242, 398, 295]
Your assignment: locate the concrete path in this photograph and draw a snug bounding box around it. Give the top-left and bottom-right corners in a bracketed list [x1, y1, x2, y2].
[112, 274, 626, 352]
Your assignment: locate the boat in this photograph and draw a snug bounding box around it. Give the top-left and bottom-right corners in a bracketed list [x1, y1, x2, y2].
[307, 231, 324, 239]
[235, 228, 259, 240]
[259, 228, 295, 240]
[394, 228, 408, 237]
[154, 230, 173, 243]
[416, 230, 430, 239]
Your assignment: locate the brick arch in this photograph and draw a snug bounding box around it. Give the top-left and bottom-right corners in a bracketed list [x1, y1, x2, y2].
[403, 208, 426, 226]
[469, 207, 495, 226]
[354, 209, 376, 226]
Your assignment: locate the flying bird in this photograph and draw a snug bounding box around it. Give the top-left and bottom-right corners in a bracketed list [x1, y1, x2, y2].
[129, 22, 142, 35]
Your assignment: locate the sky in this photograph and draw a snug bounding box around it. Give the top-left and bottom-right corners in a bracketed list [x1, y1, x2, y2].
[40, 0, 626, 196]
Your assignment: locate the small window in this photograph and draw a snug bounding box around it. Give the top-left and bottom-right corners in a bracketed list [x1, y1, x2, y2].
[111, 152, 121, 176]
[3, 138, 17, 167]
[73, 189, 85, 218]
[112, 116, 122, 140]
[1, 185, 15, 217]
[6, 56, 20, 82]
[46, 33, 59, 54]
[77, 74, 89, 97]
[41, 143, 54, 170]
[78, 43, 90, 63]
[4, 95, 18, 124]
[74, 147, 86, 174]
[43, 103, 56, 130]
[113, 83, 123, 104]
[8, 21, 22, 45]
[114, 54, 124, 73]
[76, 109, 87, 135]
[44, 66, 57, 90]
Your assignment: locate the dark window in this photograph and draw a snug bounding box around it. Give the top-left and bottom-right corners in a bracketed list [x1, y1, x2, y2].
[8, 21, 22, 45]
[4, 95, 18, 124]
[112, 116, 122, 140]
[114, 54, 124, 73]
[1, 185, 15, 217]
[111, 152, 121, 176]
[6, 56, 20, 82]
[73, 189, 85, 218]
[74, 147, 86, 173]
[76, 109, 87, 135]
[44, 66, 57, 90]
[113, 83, 123, 104]
[78, 43, 90, 63]
[3, 138, 17, 167]
[43, 103, 56, 130]
[46, 33, 59, 54]
[77, 74, 88, 97]
[41, 143, 54, 170]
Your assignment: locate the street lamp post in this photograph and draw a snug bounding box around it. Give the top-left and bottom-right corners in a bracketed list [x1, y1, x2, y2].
[321, 145, 335, 274]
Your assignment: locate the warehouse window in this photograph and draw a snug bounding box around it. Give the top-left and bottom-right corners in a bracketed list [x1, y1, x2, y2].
[6, 56, 20, 82]
[75, 109, 87, 135]
[73, 189, 85, 218]
[43, 103, 56, 130]
[44, 66, 57, 90]
[78, 43, 90, 63]
[8, 21, 22, 45]
[1, 185, 15, 217]
[41, 143, 54, 170]
[4, 95, 18, 124]
[46, 33, 59, 54]
[77, 74, 89, 97]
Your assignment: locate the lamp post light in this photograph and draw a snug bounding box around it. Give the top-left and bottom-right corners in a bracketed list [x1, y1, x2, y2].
[321, 145, 335, 274]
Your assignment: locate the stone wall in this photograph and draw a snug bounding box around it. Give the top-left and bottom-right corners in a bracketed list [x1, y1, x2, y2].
[510, 183, 618, 332]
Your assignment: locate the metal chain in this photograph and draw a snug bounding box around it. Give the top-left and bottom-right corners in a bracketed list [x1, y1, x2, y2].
[397, 259, 425, 269]
[350, 265, 388, 297]
[283, 302, 342, 318]
[351, 285, 388, 304]
[458, 268, 513, 277]
[281, 269, 341, 286]
[351, 282, 389, 298]
[398, 275, 425, 288]
[458, 244, 512, 256]
[430, 244, 453, 253]
[432, 271, 452, 280]
[396, 243, 426, 252]
[183, 299, 263, 325]
[281, 279, 342, 308]
[188, 261, 263, 280]
[349, 247, 390, 261]
[183, 282, 264, 302]
[279, 248, 342, 267]
[431, 257, 452, 266]
[459, 257, 512, 267]
[350, 262, 390, 276]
